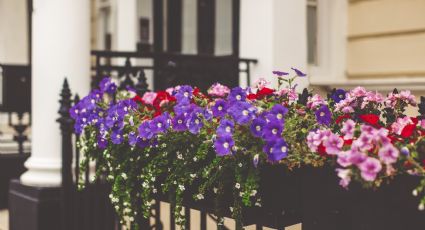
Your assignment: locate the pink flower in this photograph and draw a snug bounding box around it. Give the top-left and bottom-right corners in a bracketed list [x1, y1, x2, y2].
[419, 119, 425, 129]
[352, 133, 373, 152]
[276, 88, 298, 101]
[253, 78, 270, 90]
[165, 87, 175, 95]
[351, 86, 367, 97]
[306, 129, 331, 152]
[336, 168, 351, 188]
[341, 119, 355, 139]
[307, 94, 327, 110]
[142, 92, 157, 105]
[207, 83, 230, 97]
[391, 116, 413, 135]
[378, 144, 399, 164]
[323, 134, 344, 155]
[337, 151, 353, 167]
[400, 90, 417, 106]
[358, 157, 382, 182]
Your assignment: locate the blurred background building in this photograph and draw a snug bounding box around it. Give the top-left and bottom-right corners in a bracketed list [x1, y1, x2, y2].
[0, 0, 424, 229]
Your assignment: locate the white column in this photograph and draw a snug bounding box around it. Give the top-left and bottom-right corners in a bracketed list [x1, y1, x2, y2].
[240, 0, 309, 90]
[115, 0, 137, 51]
[20, 0, 90, 187]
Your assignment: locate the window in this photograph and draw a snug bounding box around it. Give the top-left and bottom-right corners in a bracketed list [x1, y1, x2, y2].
[307, 0, 318, 65]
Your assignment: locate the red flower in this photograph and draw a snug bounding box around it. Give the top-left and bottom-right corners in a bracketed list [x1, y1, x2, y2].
[359, 114, 380, 126]
[132, 95, 144, 104]
[317, 144, 327, 157]
[401, 124, 416, 138]
[247, 93, 258, 100]
[153, 91, 176, 108]
[343, 138, 353, 146]
[256, 87, 275, 98]
[335, 114, 351, 124]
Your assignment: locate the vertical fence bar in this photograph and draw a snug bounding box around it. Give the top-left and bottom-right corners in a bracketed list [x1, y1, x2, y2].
[200, 211, 207, 230]
[57, 78, 74, 230]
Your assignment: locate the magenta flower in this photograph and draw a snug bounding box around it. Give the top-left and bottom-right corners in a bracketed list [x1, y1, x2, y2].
[141, 92, 157, 105]
[378, 144, 399, 165]
[208, 83, 230, 97]
[358, 157, 382, 182]
[336, 168, 351, 188]
[323, 134, 343, 155]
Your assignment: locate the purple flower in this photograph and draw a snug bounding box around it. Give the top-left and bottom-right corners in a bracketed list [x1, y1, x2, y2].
[172, 114, 188, 131]
[263, 139, 276, 155]
[378, 144, 399, 164]
[227, 87, 247, 102]
[250, 118, 266, 137]
[128, 131, 138, 146]
[211, 99, 228, 118]
[203, 109, 213, 121]
[269, 104, 288, 121]
[323, 134, 343, 155]
[272, 70, 289, 77]
[400, 147, 410, 156]
[291, 67, 307, 77]
[331, 89, 347, 103]
[150, 114, 170, 134]
[214, 135, 234, 156]
[269, 139, 289, 162]
[111, 129, 124, 144]
[137, 137, 150, 148]
[99, 77, 117, 94]
[253, 154, 259, 168]
[217, 119, 234, 137]
[138, 121, 154, 139]
[315, 105, 332, 126]
[187, 115, 203, 134]
[175, 85, 193, 105]
[228, 102, 256, 124]
[263, 118, 283, 140]
[97, 136, 108, 149]
[358, 157, 382, 182]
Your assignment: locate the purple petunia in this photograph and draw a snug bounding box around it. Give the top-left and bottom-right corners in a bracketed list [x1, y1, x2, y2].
[99, 77, 117, 94]
[262, 139, 276, 155]
[262, 118, 283, 140]
[272, 70, 289, 77]
[269, 138, 289, 162]
[291, 67, 307, 77]
[269, 104, 288, 121]
[358, 157, 382, 182]
[211, 99, 228, 118]
[227, 87, 247, 102]
[315, 105, 332, 126]
[97, 135, 108, 149]
[172, 114, 188, 131]
[228, 101, 256, 125]
[175, 85, 193, 105]
[111, 129, 124, 144]
[331, 89, 347, 103]
[187, 114, 204, 134]
[214, 135, 234, 156]
[150, 114, 170, 134]
[128, 131, 138, 146]
[217, 119, 234, 137]
[138, 121, 154, 139]
[250, 118, 266, 137]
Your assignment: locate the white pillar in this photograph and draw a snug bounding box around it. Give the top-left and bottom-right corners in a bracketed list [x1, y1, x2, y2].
[240, 0, 309, 90]
[20, 0, 91, 187]
[115, 0, 137, 51]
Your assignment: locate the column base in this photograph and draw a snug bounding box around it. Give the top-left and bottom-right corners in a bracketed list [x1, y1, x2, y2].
[8, 179, 61, 230]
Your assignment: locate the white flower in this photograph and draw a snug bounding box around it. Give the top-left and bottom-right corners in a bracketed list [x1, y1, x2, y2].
[251, 190, 257, 196]
[151, 177, 156, 182]
[235, 183, 241, 189]
[179, 185, 185, 191]
[153, 188, 157, 194]
[419, 203, 425, 211]
[121, 173, 127, 180]
[190, 174, 196, 178]
[238, 163, 243, 168]
[213, 187, 218, 194]
[255, 202, 262, 207]
[142, 182, 148, 188]
[177, 154, 183, 159]
[239, 192, 244, 197]
[413, 189, 418, 197]
[229, 207, 234, 212]
[193, 157, 198, 162]
[197, 194, 204, 200]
